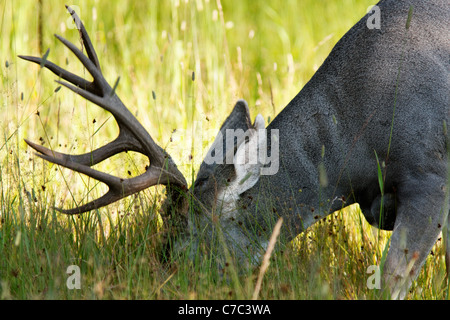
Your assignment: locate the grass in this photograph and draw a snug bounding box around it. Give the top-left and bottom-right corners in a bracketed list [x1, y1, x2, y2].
[1, 0, 448, 299]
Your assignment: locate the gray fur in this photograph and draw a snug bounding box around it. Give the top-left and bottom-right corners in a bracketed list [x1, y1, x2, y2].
[186, 0, 449, 299]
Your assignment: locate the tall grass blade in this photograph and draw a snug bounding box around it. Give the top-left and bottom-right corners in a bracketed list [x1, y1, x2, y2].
[252, 217, 283, 300]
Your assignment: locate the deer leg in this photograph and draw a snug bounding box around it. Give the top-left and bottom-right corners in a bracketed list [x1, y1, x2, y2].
[382, 174, 447, 299]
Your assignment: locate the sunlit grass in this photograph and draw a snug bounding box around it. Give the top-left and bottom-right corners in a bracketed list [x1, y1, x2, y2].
[1, 0, 448, 299]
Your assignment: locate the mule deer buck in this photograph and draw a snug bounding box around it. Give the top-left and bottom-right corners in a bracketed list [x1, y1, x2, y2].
[21, 1, 449, 299]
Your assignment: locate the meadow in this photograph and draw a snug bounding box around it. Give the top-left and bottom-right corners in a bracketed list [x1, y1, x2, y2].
[0, 0, 448, 299]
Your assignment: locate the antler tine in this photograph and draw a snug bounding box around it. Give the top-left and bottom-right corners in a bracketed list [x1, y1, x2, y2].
[18, 6, 103, 96]
[18, 34, 107, 97]
[21, 6, 187, 214]
[24, 130, 143, 167]
[55, 34, 110, 94]
[17, 55, 97, 94]
[65, 5, 101, 71]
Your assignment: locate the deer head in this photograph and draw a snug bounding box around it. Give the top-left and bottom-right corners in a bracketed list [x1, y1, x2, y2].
[20, 6, 271, 263]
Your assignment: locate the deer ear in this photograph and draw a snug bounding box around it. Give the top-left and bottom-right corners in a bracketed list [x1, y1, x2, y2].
[199, 100, 252, 176]
[219, 99, 252, 133]
[232, 114, 266, 194]
[210, 99, 252, 158]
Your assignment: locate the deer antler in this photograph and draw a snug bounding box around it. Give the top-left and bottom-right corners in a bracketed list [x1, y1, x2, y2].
[19, 5, 187, 215]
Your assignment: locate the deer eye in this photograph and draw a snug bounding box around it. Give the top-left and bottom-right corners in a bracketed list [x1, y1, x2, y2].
[194, 177, 208, 188]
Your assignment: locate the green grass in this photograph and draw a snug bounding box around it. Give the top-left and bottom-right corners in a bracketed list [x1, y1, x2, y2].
[1, 0, 448, 299]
